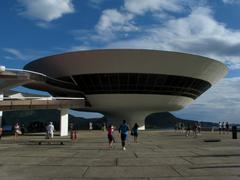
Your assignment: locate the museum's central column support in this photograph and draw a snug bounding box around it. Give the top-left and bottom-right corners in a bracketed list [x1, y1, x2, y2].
[60, 109, 68, 136]
[104, 110, 151, 130]
[0, 93, 3, 128]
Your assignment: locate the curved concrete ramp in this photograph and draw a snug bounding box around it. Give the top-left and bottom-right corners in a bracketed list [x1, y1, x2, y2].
[0, 68, 84, 97]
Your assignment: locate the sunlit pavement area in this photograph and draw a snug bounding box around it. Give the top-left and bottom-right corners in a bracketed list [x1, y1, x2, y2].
[0, 130, 240, 180]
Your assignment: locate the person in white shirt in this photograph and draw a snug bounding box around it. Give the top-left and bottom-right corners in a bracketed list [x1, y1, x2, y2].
[47, 122, 55, 139]
[218, 122, 222, 134]
[89, 122, 93, 131]
[14, 122, 21, 139]
[222, 122, 226, 134]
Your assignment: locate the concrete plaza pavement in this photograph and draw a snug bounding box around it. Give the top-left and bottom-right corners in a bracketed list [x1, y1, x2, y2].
[0, 130, 240, 179]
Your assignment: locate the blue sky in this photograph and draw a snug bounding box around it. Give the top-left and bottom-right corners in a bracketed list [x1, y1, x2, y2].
[1, 0, 240, 122]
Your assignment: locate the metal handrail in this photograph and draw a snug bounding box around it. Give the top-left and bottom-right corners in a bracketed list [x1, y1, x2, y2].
[6, 68, 47, 77]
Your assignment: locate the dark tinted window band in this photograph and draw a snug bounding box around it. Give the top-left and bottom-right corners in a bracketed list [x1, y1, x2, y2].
[58, 73, 211, 99]
[46, 77, 77, 89]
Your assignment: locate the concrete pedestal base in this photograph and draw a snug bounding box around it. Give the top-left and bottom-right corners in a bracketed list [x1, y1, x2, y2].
[60, 109, 68, 136]
[104, 111, 150, 130]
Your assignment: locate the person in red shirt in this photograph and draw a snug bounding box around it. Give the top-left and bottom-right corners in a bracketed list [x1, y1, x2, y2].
[107, 124, 114, 148]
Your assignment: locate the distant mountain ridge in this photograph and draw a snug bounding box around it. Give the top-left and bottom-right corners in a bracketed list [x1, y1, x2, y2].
[146, 112, 217, 129]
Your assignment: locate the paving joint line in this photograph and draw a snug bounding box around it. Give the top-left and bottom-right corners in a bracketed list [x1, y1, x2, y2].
[190, 165, 240, 169]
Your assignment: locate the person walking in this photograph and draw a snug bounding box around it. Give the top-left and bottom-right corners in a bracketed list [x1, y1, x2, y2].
[103, 123, 106, 131]
[0, 127, 3, 140]
[131, 123, 139, 143]
[222, 122, 226, 134]
[218, 122, 222, 134]
[174, 123, 178, 132]
[197, 122, 201, 135]
[21, 123, 25, 135]
[107, 124, 114, 148]
[118, 120, 129, 150]
[47, 122, 55, 139]
[89, 122, 93, 131]
[14, 122, 21, 139]
[192, 123, 198, 137]
[180, 122, 184, 133]
[226, 122, 230, 134]
[185, 123, 191, 137]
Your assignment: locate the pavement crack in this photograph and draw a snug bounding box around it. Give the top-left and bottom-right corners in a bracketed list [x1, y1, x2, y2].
[170, 165, 183, 177]
[82, 166, 89, 177]
[181, 157, 194, 165]
[134, 152, 138, 158]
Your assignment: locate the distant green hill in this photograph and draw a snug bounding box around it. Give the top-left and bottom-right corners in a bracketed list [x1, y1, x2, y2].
[146, 112, 217, 129]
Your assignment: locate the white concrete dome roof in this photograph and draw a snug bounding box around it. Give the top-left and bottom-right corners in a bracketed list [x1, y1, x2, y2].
[24, 49, 228, 85]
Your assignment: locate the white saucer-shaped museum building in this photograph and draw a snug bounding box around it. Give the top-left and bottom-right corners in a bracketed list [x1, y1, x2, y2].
[24, 49, 228, 129]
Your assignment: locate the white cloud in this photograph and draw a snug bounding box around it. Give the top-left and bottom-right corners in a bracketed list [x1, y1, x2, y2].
[95, 9, 138, 41]
[2, 48, 25, 60]
[36, 22, 54, 29]
[194, 77, 240, 109]
[69, 45, 92, 51]
[73, 1, 240, 69]
[173, 77, 240, 123]
[94, 0, 186, 41]
[88, 0, 109, 9]
[103, 7, 240, 70]
[18, 0, 74, 22]
[124, 0, 183, 15]
[222, 0, 240, 4]
[2, 48, 55, 62]
[89, 0, 106, 5]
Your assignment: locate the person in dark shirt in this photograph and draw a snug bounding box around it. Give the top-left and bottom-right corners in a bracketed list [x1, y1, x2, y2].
[226, 122, 230, 134]
[0, 127, 3, 140]
[185, 123, 191, 137]
[118, 120, 129, 150]
[131, 123, 139, 143]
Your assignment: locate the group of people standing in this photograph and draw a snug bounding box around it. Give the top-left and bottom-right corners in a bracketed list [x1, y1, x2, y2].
[13, 121, 54, 140]
[185, 122, 201, 137]
[175, 122, 201, 137]
[218, 121, 230, 134]
[107, 120, 139, 150]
